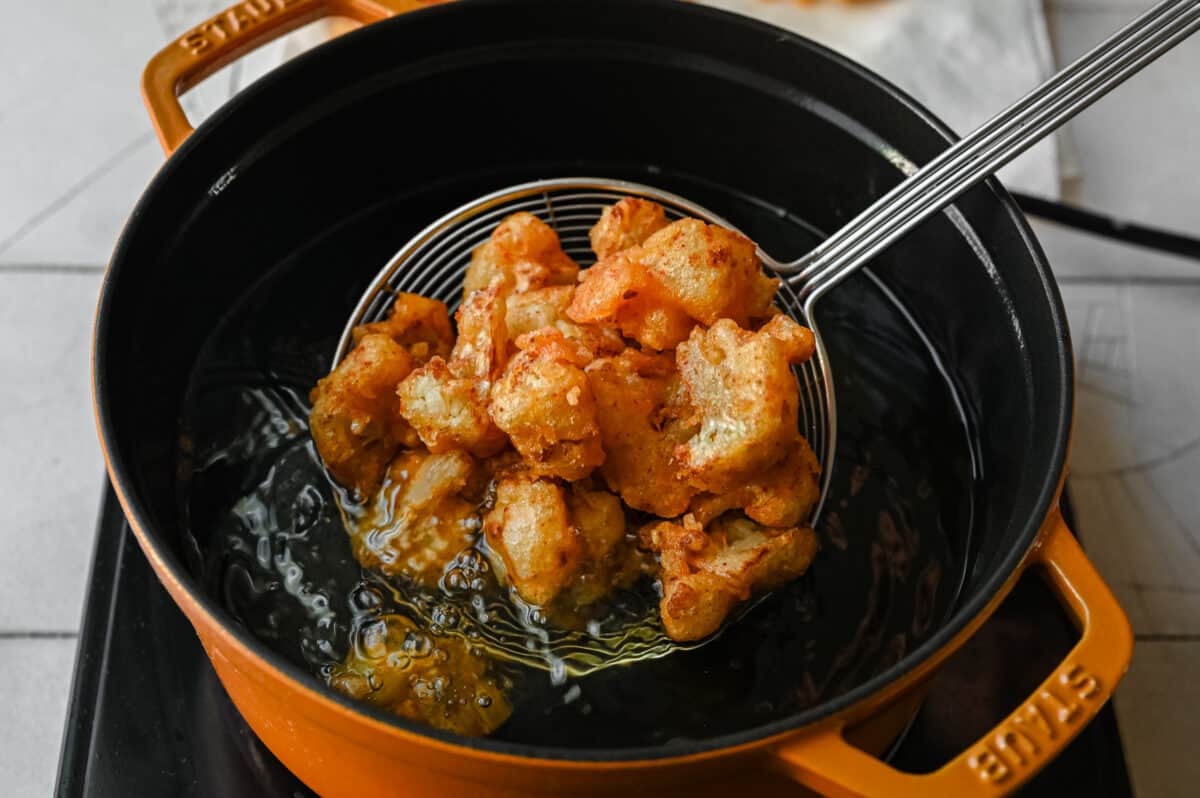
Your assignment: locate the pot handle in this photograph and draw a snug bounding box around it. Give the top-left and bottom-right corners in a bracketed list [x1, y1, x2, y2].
[141, 0, 448, 155]
[771, 512, 1132, 797]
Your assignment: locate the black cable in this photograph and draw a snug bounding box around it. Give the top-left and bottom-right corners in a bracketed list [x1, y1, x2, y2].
[1012, 191, 1200, 262]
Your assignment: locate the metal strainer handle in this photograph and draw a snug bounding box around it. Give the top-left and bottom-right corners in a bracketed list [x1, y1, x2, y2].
[777, 0, 1200, 304]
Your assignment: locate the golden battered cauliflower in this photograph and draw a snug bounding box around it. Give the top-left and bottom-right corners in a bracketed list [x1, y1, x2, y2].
[464, 212, 580, 296]
[395, 358, 508, 458]
[566, 250, 695, 352]
[349, 449, 481, 587]
[314, 200, 829, 659]
[689, 431, 821, 528]
[589, 197, 670, 259]
[640, 514, 819, 642]
[506, 285, 624, 358]
[585, 349, 697, 517]
[483, 475, 582, 606]
[675, 315, 816, 494]
[309, 333, 419, 495]
[351, 292, 455, 364]
[558, 483, 647, 611]
[449, 275, 511, 382]
[396, 277, 511, 458]
[489, 328, 604, 481]
[640, 218, 780, 327]
[484, 475, 644, 613]
[330, 613, 511, 737]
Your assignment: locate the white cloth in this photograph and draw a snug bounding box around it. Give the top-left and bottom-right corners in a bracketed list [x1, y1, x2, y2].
[699, 0, 1060, 197]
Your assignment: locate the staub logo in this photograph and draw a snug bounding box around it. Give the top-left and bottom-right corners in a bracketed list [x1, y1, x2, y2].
[177, 0, 305, 56]
[965, 662, 1103, 786]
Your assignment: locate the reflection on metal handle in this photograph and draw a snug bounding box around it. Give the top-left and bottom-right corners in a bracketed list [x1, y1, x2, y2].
[789, 0, 1200, 303]
[140, 0, 449, 155]
[770, 513, 1133, 797]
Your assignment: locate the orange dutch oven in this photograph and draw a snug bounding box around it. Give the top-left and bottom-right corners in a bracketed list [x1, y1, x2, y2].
[94, 0, 1133, 795]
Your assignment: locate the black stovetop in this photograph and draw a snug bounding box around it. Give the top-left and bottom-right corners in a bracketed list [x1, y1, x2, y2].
[54, 484, 1133, 797]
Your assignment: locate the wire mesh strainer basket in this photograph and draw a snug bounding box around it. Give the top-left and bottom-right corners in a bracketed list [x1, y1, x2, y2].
[331, 178, 837, 676]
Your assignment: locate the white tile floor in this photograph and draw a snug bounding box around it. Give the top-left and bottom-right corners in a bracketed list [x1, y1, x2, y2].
[0, 640, 78, 797]
[0, 272, 106, 632]
[0, 1, 1197, 796]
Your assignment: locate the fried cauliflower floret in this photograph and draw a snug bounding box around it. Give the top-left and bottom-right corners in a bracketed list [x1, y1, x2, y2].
[585, 349, 698, 517]
[309, 334, 419, 495]
[489, 329, 604, 481]
[464, 212, 580, 296]
[640, 218, 780, 327]
[349, 449, 480, 586]
[396, 278, 511, 457]
[566, 250, 695, 352]
[351, 292, 455, 363]
[506, 286, 624, 358]
[483, 475, 582, 606]
[449, 275, 511, 381]
[641, 514, 819, 641]
[689, 431, 821, 528]
[559, 484, 646, 610]
[330, 613, 510, 737]
[484, 476, 644, 613]
[675, 315, 816, 494]
[396, 359, 507, 457]
[589, 198, 670, 259]
[567, 484, 627, 564]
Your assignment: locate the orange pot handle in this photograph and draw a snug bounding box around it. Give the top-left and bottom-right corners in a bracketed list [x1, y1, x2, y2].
[141, 0, 449, 155]
[772, 512, 1132, 797]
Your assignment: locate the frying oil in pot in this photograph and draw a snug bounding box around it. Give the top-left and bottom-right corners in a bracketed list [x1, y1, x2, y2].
[177, 192, 978, 749]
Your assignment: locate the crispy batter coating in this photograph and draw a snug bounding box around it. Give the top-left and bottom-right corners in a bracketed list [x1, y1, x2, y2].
[759, 312, 818, 362]
[309, 334, 419, 495]
[484, 476, 645, 613]
[559, 483, 646, 610]
[675, 316, 816, 494]
[395, 358, 507, 458]
[330, 613, 511, 737]
[506, 285, 624, 358]
[489, 328, 604, 481]
[351, 292, 455, 364]
[689, 431, 821, 528]
[483, 475, 582, 606]
[396, 277, 511, 458]
[567, 484, 627, 563]
[641, 514, 819, 641]
[566, 250, 695, 352]
[464, 212, 580, 296]
[585, 349, 697, 517]
[348, 449, 480, 587]
[640, 218, 780, 327]
[589, 198, 670, 260]
[450, 275, 511, 382]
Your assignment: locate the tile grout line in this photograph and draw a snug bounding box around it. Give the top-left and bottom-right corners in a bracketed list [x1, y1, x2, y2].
[0, 631, 79, 640]
[0, 264, 106, 274]
[0, 131, 154, 259]
[1134, 634, 1200, 643]
[1058, 275, 1200, 285]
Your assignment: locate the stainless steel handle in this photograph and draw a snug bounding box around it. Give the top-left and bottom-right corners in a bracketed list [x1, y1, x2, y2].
[788, 0, 1200, 300]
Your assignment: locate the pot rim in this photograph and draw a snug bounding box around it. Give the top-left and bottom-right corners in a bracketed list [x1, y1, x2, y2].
[92, 0, 1074, 764]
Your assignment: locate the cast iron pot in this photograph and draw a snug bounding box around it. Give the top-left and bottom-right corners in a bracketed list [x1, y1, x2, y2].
[93, 0, 1133, 795]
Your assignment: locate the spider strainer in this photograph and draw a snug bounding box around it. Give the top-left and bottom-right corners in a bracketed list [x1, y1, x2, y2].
[334, 179, 837, 522]
[330, 178, 836, 677]
[329, 0, 1199, 675]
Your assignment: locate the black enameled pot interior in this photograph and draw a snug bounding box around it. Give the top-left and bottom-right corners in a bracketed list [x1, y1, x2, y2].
[94, 0, 1071, 761]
